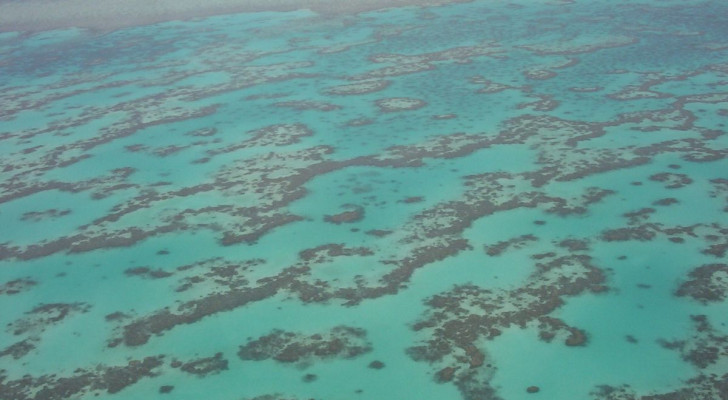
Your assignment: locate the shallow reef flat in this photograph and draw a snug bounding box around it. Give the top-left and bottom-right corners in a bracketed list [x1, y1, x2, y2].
[0, 0, 727, 399]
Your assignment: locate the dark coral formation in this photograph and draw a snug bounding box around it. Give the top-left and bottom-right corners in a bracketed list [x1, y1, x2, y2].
[649, 172, 693, 189]
[352, 41, 504, 81]
[401, 196, 424, 204]
[104, 312, 129, 322]
[108, 248, 372, 346]
[324, 204, 365, 224]
[558, 239, 590, 252]
[20, 209, 71, 222]
[0, 278, 37, 296]
[176, 352, 228, 377]
[238, 326, 371, 363]
[365, 229, 392, 237]
[484, 234, 538, 256]
[469, 76, 520, 94]
[173, 258, 263, 292]
[676, 263, 728, 303]
[2, 91, 723, 263]
[0, 65, 328, 260]
[111, 261, 289, 347]
[2, 3, 728, 400]
[594, 314, 728, 398]
[591, 374, 728, 400]
[599, 202, 728, 255]
[408, 248, 604, 399]
[159, 385, 174, 393]
[203, 123, 314, 160]
[527, 386, 540, 393]
[94, 106, 707, 349]
[124, 266, 173, 279]
[702, 232, 728, 258]
[0, 338, 37, 360]
[652, 197, 679, 206]
[517, 94, 560, 112]
[659, 315, 728, 369]
[12, 95, 721, 363]
[298, 244, 373, 262]
[9, 303, 90, 336]
[0, 356, 164, 399]
[537, 316, 588, 346]
[0, 129, 498, 261]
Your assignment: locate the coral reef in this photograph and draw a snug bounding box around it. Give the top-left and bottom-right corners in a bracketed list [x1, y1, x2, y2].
[238, 326, 371, 363]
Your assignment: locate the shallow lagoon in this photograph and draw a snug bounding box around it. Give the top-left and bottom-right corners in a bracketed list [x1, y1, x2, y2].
[1, 0, 727, 399]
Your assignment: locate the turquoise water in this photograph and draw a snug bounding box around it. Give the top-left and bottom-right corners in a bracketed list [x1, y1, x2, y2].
[1, 0, 728, 399]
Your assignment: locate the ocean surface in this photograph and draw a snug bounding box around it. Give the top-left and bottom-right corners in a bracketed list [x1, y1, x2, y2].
[1, 0, 727, 399]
